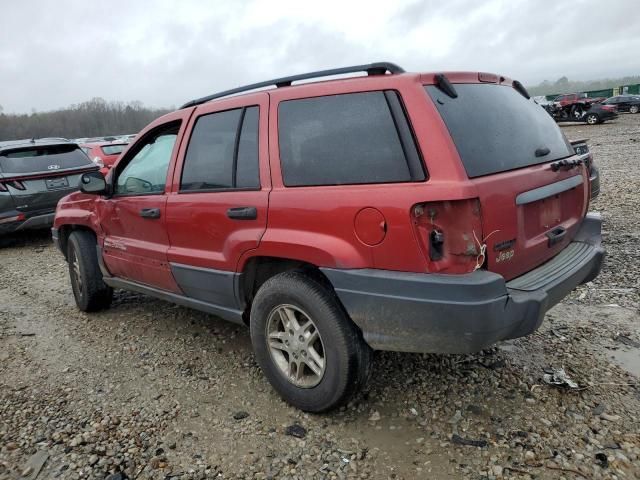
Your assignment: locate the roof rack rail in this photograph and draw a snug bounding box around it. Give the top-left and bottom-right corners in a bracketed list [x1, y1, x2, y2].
[180, 62, 405, 109]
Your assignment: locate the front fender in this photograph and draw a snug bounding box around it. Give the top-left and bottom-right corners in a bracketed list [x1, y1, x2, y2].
[54, 192, 104, 239]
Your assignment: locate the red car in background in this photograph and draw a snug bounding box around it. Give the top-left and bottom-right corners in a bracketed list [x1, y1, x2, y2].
[79, 142, 128, 175]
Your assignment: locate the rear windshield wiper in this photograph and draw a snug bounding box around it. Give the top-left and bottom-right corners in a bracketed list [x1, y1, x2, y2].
[434, 73, 458, 99]
[513, 80, 530, 99]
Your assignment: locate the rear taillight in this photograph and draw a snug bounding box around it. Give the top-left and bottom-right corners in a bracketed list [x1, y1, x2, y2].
[601, 105, 616, 112]
[412, 199, 483, 274]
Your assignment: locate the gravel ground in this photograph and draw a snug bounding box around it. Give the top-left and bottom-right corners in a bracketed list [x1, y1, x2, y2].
[1, 114, 639, 480]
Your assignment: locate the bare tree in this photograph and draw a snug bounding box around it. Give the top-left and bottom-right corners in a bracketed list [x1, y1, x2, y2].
[0, 99, 171, 141]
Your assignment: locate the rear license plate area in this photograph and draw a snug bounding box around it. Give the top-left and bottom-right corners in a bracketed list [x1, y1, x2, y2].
[45, 177, 69, 190]
[523, 195, 562, 237]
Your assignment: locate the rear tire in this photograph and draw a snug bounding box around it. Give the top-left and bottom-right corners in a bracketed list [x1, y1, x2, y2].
[250, 271, 372, 412]
[585, 113, 600, 125]
[630, 105, 639, 114]
[67, 231, 113, 312]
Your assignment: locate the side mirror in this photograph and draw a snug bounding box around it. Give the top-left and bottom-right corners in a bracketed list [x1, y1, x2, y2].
[80, 171, 108, 195]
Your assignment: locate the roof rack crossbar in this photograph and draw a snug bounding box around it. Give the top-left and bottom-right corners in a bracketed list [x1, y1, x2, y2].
[180, 62, 405, 109]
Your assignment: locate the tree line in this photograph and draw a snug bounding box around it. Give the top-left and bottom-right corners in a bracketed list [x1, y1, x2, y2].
[3, 75, 639, 141]
[0, 98, 171, 141]
[527, 75, 640, 96]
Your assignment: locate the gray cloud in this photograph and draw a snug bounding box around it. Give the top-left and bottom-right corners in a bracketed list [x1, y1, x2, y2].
[0, 0, 637, 113]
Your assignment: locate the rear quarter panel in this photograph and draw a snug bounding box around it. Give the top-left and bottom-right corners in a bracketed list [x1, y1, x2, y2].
[241, 74, 478, 273]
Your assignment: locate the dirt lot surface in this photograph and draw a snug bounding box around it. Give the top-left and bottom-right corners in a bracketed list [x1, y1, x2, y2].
[1, 114, 639, 480]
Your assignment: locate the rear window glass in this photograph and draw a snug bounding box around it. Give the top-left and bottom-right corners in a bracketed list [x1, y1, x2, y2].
[101, 144, 126, 156]
[426, 84, 574, 178]
[278, 91, 423, 186]
[0, 144, 92, 174]
[235, 106, 260, 189]
[181, 108, 242, 191]
[180, 106, 260, 191]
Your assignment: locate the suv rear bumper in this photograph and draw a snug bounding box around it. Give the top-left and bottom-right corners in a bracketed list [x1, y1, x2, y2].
[322, 213, 604, 354]
[0, 210, 55, 235]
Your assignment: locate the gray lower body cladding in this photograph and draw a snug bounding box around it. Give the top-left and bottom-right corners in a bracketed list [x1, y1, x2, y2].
[322, 213, 604, 354]
[93, 252, 246, 325]
[169, 262, 243, 312]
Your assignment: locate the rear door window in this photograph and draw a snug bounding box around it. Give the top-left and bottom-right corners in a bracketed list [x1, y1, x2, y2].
[180, 106, 260, 191]
[426, 84, 574, 178]
[0, 144, 92, 174]
[235, 107, 260, 189]
[278, 91, 424, 186]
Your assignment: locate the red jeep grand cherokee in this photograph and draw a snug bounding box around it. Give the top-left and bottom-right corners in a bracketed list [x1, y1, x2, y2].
[53, 63, 604, 411]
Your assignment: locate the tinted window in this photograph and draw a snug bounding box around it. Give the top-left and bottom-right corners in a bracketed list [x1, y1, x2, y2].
[181, 109, 240, 190]
[278, 91, 422, 186]
[426, 84, 573, 178]
[101, 144, 126, 155]
[0, 144, 92, 174]
[180, 106, 260, 191]
[115, 125, 178, 195]
[236, 107, 260, 188]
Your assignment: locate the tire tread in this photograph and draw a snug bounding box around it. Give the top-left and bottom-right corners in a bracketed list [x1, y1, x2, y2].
[68, 231, 113, 312]
[250, 270, 371, 412]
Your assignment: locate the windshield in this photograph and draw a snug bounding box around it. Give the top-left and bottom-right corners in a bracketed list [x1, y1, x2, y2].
[0, 144, 92, 174]
[426, 84, 573, 178]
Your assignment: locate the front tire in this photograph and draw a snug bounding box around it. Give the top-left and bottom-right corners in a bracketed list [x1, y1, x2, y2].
[67, 231, 113, 312]
[630, 105, 639, 114]
[250, 271, 372, 412]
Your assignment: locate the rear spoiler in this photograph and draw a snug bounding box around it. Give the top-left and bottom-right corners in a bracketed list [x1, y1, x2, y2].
[0, 142, 80, 156]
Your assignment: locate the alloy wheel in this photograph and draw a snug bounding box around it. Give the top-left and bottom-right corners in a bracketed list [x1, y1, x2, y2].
[266, 304, 326, 388]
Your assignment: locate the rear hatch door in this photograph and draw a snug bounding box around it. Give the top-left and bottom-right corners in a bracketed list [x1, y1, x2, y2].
[0, 143, 98, 214]
[426, 80, 589, 281]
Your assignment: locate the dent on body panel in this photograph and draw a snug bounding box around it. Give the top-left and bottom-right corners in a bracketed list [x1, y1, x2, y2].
[55, 196, 103, 236]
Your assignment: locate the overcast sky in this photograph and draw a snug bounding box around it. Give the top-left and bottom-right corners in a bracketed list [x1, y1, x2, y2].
[1, 0, 637, 113]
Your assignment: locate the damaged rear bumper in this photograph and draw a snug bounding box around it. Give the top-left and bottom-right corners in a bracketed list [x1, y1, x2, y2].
[322, 213, 604, 354]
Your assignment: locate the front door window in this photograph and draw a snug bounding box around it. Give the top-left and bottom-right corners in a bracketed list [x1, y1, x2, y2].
[115, 126, 178, 195]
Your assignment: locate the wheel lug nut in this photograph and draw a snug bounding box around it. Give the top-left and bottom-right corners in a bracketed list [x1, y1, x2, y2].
[301, 351, 307, 357]
[298, 335, 304, 342]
